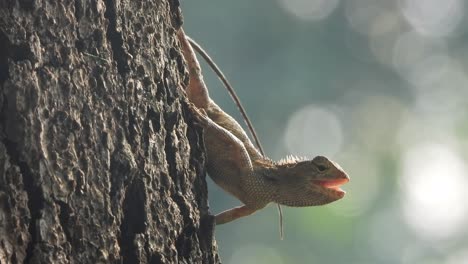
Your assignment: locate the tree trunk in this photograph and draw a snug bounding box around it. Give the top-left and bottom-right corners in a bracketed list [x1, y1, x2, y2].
[0, 0, 219, 263]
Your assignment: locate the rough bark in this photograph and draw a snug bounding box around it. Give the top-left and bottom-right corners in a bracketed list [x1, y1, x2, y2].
[0, 0, 219, 263]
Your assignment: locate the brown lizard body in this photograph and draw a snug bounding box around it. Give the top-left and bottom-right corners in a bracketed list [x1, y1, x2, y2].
[177, 29, 349, 225]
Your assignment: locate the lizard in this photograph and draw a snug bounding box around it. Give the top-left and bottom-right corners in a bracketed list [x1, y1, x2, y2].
[183, 32, 287, 236]
[176, 29, 350, 226]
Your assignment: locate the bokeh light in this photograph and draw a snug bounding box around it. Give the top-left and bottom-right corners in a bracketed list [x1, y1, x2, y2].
[400, 143, 468, 241]
[392, 31, 448, 86]
[345, 0, 396, 36]
[348, 94, 407, 152]
[284, 105, 343, 158]
[182, 0, 468, 262]
[397, 109, 458, 148]
[411, 60, 468, 115]
[400, 244, 440, 264]
[445, 248, 468, 264]
[399, 0, 464, 37]
[369, 15, 403, 67]
[277, 0, 340, 21]
[227, 244, 284, 264]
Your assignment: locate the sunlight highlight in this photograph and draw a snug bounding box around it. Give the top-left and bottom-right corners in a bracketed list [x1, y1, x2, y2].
[400, 143, 468, 241]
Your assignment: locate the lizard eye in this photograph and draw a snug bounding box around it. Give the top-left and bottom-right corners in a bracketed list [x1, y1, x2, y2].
[317, 164, 327, 172]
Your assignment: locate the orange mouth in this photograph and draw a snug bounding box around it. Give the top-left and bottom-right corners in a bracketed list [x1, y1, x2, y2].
[313, 178, 349, 194]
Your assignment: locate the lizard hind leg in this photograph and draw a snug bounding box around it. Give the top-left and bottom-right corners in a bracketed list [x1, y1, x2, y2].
[186, 103, 213, 131]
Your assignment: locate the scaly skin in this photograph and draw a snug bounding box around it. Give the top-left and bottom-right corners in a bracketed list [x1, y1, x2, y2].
[177, 29, 350, 225]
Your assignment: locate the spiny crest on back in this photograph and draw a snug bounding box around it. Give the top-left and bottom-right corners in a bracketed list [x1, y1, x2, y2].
[276, 154, 307, 166]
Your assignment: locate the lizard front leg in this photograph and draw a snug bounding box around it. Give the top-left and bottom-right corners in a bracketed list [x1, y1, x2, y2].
[188, 104, 261, 224]
[215, 205, 257, 225]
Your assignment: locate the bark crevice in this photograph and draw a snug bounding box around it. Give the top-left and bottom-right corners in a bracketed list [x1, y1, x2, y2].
[103, 0, 130, 77]
[0, 30, 35, 86]
[54, 199, 73, 244]
[118, 178, 147, 264]
[2, 138, 44, 264]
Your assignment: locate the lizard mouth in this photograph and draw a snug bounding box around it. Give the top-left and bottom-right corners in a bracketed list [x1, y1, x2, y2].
[312, 178, 349, 196]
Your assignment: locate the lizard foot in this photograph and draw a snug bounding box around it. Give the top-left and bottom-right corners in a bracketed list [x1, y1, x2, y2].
[199, 214, 216, 245]
[187, 102, 210, 126]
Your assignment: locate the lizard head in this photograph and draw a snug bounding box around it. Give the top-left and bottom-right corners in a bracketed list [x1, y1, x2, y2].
[272, 155, 349, 207]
